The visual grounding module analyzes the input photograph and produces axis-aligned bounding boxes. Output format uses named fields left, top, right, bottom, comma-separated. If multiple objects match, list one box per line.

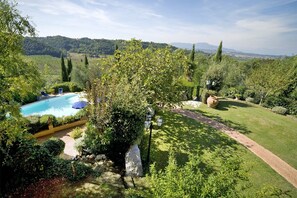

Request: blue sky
left=17, top=0, right=297, bottom=55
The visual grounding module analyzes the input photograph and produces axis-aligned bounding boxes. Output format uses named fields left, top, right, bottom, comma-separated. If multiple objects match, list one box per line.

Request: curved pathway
left=172, top=108, right=297, bottom=189
left=37, top=127, right=82, bottom=159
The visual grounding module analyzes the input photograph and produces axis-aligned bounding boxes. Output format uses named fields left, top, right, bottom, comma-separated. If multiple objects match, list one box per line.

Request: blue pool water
left=21, top=93, right=85, bottom=117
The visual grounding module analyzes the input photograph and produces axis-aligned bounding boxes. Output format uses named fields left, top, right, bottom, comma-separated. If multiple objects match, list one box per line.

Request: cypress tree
left=61, top=54, right=68, bottom=82
left=114, top=44, right=120, bottom=62
left=214, top=41, right=223, bottom=63
left=190, top=44, right=195, bottom=62
left=188, top=44, right=196, bottom=81
left=67, top=57, right=73, bottom=82
left=84, top=54, right=88, bottom=68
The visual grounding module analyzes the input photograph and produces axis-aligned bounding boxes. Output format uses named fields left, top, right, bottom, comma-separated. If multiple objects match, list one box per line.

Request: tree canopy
left=0, top=0, right=42, bottom=164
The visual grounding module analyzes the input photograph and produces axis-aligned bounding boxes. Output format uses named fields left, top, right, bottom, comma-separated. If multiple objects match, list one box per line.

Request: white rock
left=125, top=145, right=143, bottom=177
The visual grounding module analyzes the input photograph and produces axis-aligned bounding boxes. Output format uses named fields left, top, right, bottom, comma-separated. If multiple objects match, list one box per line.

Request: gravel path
left=172, top=108, right=297, bottom=189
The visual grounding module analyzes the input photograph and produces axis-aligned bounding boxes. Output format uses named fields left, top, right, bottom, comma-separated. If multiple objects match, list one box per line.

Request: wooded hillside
left=23, top=36, right=177, bottom=57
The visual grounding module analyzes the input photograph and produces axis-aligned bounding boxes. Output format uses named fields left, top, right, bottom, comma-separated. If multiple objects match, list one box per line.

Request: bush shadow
left=140, top=111, right=239, bottom=171
left=216, top=100, right=252, bottom=111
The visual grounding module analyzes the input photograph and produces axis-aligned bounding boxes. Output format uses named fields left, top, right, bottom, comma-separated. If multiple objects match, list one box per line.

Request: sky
left=17, top=0, right=297, bottom=55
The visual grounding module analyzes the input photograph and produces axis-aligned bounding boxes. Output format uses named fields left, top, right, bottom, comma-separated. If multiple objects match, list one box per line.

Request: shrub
left=25, top=115, right=58, bottom=134
left=83, top=123, right=112, bottom=154
left=272, top=106, right=288, bottom=115
left=182, top=86, right=194, bottom=100
left=262, top=95, right=286, bottom=108
left=45, top=158, right=92, bottom=181
left=47, top=82, right=82, bottom=94
left=287, top=100, right=297, bottom=115
left=25, top=115, right=41, bottom=134
left=42, top=137, right=65, bottom=156
left=1, top=135, right=54, bottom=193
left=74, top=137, right=86, bottom=154
left=201, top=89, right=217, bottom=104
left=70, top=127, right=83, bottom=139
left=243, top=90, right=255, bottom=99
left=147, top=148, right=245, bottom=197
left=40, top=114, right=57, bottom=127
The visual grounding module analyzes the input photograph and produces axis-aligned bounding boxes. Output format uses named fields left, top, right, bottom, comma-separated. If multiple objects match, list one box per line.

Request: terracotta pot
left=207, top=96, right=219, bottom=108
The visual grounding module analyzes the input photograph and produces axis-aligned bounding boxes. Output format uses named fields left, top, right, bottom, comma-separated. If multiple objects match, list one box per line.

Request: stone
left=125, top=144, right=143, bottom=177
left=95, top=154, right=106, bottom=161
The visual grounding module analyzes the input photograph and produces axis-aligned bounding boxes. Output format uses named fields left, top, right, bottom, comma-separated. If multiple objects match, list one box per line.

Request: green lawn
left=186, top=99, right=297, bottom=170
left=139, top=110, right=297, bottom=197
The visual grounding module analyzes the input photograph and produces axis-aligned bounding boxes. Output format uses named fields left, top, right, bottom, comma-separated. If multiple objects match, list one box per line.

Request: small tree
left=61, top=54, right=68, bottom=82
left=67, top=57, right=72, bottom=81
left=84, top=54, right=88, bottom=68
left=187, top=44, right=196, bottom=81
left=214, top=41, right=223, bottom=63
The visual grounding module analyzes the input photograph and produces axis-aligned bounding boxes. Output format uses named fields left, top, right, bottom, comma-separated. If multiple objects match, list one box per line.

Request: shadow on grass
left=192, top=109, right=252, bottom=135
left=140, top=111, right=239, bottom=172
left=216, top=100, right=252, bottom=111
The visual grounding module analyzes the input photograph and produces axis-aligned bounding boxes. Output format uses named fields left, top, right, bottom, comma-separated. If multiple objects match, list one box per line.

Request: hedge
left=47, top=82, right=82, bottom=94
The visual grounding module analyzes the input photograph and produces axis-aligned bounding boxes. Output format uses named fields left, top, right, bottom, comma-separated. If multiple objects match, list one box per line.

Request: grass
left=186, top=99, right=297, bottom=170
left=139, top=110, right=297, bottom=197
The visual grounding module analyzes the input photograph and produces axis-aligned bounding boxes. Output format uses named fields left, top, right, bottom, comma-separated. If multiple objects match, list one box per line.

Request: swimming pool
left=21, top=93, right=86, bottom=117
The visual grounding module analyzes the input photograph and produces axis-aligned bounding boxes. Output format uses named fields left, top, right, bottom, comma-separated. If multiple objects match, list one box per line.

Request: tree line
left=22, top=36, right=177, bottom=57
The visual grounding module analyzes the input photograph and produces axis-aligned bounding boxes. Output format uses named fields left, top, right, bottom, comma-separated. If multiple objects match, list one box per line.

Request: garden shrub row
left=47, top=82, right=83, bottom=94
left=25, top=110, right=87, bottom=134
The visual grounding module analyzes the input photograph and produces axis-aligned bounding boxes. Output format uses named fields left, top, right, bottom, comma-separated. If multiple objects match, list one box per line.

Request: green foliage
left=256, top=185, right=291, bottom=197
left=22, top=36, right=177, bottom=57
left=187, top=44, right=196, bottom=81
left=214, top=41, right=223, bottom=63
left=42, top=137, right=65, bottom=156
left=200, top=89, right=217, bottom=104
left=109, top=39, right=187, bottom=107
left=271, top=106, right=288, bottom=115
left=84, top=54, right=89, bottom=68
left=70, top=127, right=84, bottom=139
left=245, top=59, right=297, bottom=104
left=67, top=57, right=73, bottom=81
left=148, top=148, right=245, bottom=198
left=23, top=37, right=61, bottom=57
left=1, top=135, right=53, bottom=193
left=47, top=82, right=82, bottom=93
left=47, top=158, right=92, bottom=181
left=83, top=123, right=112, bottom=154
left=25, top=114, right=57, bottom=134
left=61, top=54, right=68, bottom=82
left=85, top=76, right=147, bottom=166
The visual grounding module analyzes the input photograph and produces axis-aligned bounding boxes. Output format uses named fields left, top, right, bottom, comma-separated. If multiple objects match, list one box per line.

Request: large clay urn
left=207, top=96, right=219, bottom=108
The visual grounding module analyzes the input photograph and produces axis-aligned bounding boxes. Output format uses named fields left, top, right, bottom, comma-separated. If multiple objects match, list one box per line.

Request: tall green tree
left=109, top=39, right=187, bottom=107
left=214, top=41, right=223, bottom=63
left=67, top=57, right=72, bottom=81
left=245, top=59, right=297, bottom=104
left=84, top=54, right=88, bottom=68
left=0, top=0, right=42, bottom=193
left=61, top=54, right=67, bottom=82
left=187, top=44, right=196, bottom=81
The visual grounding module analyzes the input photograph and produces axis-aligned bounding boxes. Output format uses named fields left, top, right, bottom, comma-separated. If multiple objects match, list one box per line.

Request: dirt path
left=172, top=108, right=297, bottom=189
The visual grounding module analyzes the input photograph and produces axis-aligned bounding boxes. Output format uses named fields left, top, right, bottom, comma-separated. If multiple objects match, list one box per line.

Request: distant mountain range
left=171, top=42, right=285, bottom=59
left=22, top=36, right=285, bottom=59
